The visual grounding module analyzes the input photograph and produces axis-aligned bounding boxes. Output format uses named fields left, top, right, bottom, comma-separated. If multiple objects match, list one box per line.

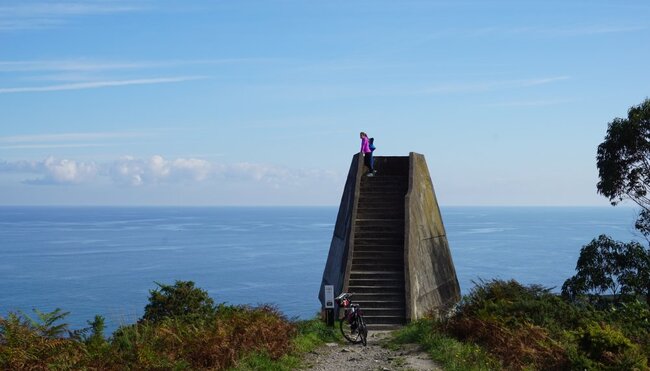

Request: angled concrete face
left=404, top=153, right=461, bottom=319
left=318, top=154, right=362, bottom=306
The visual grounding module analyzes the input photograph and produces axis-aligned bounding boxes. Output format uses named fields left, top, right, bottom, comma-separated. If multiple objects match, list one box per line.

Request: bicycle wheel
left=358, top=314, right=368, bottom=346
left=339, top=315, right=362, bottom=344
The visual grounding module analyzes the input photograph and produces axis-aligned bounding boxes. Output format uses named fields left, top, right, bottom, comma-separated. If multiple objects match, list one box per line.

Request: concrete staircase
left=348, top=157, right=408, bottom=329
left=320, top=153, right=461, bottom=328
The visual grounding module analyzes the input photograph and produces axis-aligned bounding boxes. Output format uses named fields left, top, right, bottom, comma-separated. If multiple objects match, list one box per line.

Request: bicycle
left=335, top=292, right=368, bottom=346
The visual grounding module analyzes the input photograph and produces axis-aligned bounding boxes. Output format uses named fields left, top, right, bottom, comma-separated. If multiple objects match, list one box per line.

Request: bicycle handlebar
left=335, top=292, right=352, bottom=300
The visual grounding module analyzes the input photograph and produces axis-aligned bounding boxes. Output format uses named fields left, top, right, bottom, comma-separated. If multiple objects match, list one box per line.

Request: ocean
left=0, top=206, right=643, bottom=333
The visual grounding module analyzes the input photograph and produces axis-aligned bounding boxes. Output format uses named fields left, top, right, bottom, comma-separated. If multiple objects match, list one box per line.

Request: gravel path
left=299, top=331, right=441, bottom=371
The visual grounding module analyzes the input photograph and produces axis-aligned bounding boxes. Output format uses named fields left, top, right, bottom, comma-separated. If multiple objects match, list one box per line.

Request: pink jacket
left=360, top=137, right=371, bottom=153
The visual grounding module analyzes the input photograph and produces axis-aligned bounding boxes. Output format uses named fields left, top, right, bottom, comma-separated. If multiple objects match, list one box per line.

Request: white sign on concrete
left=324, top=285, right=334, bottom=308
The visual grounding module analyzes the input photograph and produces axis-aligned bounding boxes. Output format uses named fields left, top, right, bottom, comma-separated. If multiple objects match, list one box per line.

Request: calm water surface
left=0, top=206, right=642, bottom=333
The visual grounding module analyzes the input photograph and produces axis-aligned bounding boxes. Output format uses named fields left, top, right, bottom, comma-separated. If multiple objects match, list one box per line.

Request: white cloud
left=42, top=157, right=97, bottom=184
left=0, top=76, right=206, bottom=94
left=0, top=58, right=271, bottom=73
left=0, top=131, right=146, bottom=144
left=14, top=156, right=99, bottom=185
left=481, top=98, right=575, bottom=107
left=0, top=159, right=41, bottom=173
left=421, top=76, right=569, bottom=94
left=172, top=158, right=212, bottom=181
left=109, top=155, right=215, bottom=186
left=0, top=155, right=339, bottom=188
left=425, top=25, right=647, bottom=40
left=0, top=2, right=141, bottom=31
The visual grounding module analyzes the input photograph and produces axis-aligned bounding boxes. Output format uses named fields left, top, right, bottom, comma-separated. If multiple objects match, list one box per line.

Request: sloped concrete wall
left=318, top=153, right=363, bottom=307
left=404, top=152, right=461, bottom=320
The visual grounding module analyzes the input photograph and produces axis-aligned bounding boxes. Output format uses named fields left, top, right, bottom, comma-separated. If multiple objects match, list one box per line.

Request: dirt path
left=299, top=331, right=441, bottom=371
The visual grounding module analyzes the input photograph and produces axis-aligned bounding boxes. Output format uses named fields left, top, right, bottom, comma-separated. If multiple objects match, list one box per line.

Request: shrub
left=142, top=280, right=216, bottom=324
left=444, top=316, right=568, bottom=370
left=0, top=310, right=86, bottom=370
left=457, top=279, right=600, bottom=334
left=110, top=304, right=296, bottom=370
left=570, top=322, right=648, bottom=370
left=440, top=279, right=650, bottom=370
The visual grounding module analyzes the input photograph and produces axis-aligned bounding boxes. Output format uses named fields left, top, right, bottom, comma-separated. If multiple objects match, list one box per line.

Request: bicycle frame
left=335, top=292, right=367, bottom=346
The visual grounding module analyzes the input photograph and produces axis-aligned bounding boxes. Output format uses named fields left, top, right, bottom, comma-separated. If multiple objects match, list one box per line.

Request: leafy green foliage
left=1, top=281, right=304, bottom=370
left=565, top=321, right=648, bottom=370
left=22, top=307, right=71, bottom=338
left=596, top=98, right=650, bottom=211
left=142, top=280, right=216, bottom=323
left=0, top=309, right=86, bottom=369
left=459, top=279, right=600, bottom=334
left=433, top=279, right=650, bottom=370
left=562, top=235, right=650, bottom=303
left=637, top=209, right=650, bottom=239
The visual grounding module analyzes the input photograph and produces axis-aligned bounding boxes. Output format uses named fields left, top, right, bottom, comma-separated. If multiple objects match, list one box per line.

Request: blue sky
left=0, top=0, right=649, bottom=206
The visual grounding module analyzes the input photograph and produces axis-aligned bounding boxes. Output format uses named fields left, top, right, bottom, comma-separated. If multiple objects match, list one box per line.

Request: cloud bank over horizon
left=0, top=155, right=341, bottom=188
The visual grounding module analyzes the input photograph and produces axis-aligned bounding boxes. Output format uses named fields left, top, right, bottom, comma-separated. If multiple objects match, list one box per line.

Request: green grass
left=230, top=317, right=340, bottom=371
left=390, top=319, right=501, bottom=371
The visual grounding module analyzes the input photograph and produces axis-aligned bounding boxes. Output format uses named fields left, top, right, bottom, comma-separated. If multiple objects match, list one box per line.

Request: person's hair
left=360, top=132, right=367, bottom=137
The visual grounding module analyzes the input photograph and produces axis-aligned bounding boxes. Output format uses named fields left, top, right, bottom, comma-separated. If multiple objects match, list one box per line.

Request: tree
left=564, top=99, right=650, bottom=305
left=562, top=235, right=650, bottom=303
left=596, top=98, right=650, bottom=236
left=141, top=280, right=216, bottom=323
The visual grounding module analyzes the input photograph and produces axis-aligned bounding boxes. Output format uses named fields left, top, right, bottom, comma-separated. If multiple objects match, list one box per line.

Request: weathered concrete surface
left=318, top=154, right=363, bottom=307
left=404, top=152, right=461, bottom=320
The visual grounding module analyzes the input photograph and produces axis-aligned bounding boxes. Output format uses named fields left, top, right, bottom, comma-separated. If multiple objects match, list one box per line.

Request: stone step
left=353, top=242, right=402, bottom=251
left=352, top=251, right=402, bottom=259
left=352, top=258, right=403, bottom=267
left=355, top=300, right=405, bottom=309
left=354, top=218, right=404, bottom=229
left=354, top=238, right=403, bottom=246
left=351, top=263, right=403, bottom=272
left=357, top=199, right=404, bottom=206
left=358, top=202, right=404, bottom=208
left=366, top=324, right=404, bottom=331
left=360, top=186, right=408, bottom=193
left=354, top=244, right=404, bottom=254
left=360, top=175, right=407, bottom=182
left=360, top=179, right=408, bottom=185
left=349, top=277, right=404, bottom=288
left=359, top=192, right=406, bottom=198
left=352, top=292, right=404, bottom=307
left=362, top=315, right=406, bottom=325
left=353, top=245, right=403, bottom=253
left=349, top=279, right=404, bottom=288
left=355, top=218, right=403, bottom=226
left=356, top=205, right=404, bottom=212
left=355, top=224, right=404, bottom=233
left=361, top=175, right=407, bottom=181
left=349, top=270, right=403, bottom=278
left=347, top=285, right=404, bottom=293
left=347, top=292, right=404, bottom=301
left=357, top=214, right=404, bottom=219
left=360, top=307, right=406, bottom=317
left=356, top=203, right=404, bottom=210
left=357, top=209, right=404, bottom=216
left=354, top=231, right=403, bottom=240
left=352, top=250, right=402, bottom=259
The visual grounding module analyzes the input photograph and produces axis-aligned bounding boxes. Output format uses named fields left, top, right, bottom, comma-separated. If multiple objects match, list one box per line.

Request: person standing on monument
left=360, top=132, right=376, bottom=176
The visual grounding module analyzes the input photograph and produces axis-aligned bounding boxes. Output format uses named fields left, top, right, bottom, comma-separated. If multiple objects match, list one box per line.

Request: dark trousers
left=363, top=152, right=374, bottom=172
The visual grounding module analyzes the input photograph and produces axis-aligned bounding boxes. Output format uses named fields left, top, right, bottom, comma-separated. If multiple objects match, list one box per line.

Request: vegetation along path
left=300, top=331, right=440, bottom=371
